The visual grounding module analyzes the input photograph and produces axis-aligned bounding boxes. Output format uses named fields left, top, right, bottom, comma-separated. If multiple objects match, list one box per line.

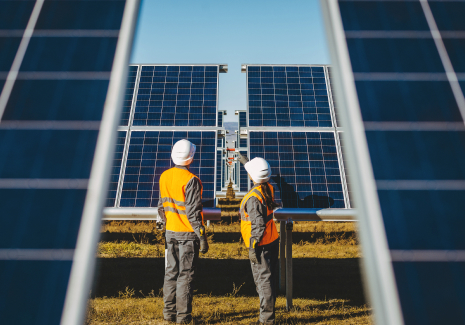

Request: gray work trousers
left=163, top=238, right=199, bottom=323
left=250, top=240, right=279, bottom=324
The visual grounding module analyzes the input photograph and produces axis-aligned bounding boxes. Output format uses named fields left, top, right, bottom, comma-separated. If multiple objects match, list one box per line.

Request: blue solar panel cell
left=0, top=189, right=84, bottom=249
left=120, top=131, right=216, bottom=208
left=0, top=1, right=34, bottom=29
left=35, top=1, right=125, bottom=30
left=2, top=80, right=109, bottom=121
left=393, top=261, right=465, bottom=324
left=367, top=131, right=465, bottom=180
left=339, top=1, right=429, bottom=31
left=249, top=131, right=344, bottom=208
left=0, top=130, right=98, bottom=179
left=347, top=38, right=444, bottom=73
left=0, top=37, right=22, bottom=71
left=442, top=39, right=465, bottom=73
left=132, top=65, right=218, bottom=127
left=0, top=260, right=72, bottom=324
left=356, top=81, right=463, bottom=122
left=247, top=65, right=332, bottom=127
left=20, top=37, right=118, bottom=72
left=106, top=131, right=126, bottom=207
left=430, top=2, right=465, bottom=31
left=379, top=190, right=465, bottom=251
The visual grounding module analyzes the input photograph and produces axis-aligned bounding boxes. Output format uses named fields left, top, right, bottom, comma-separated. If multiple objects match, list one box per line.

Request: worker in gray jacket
left=157, top=139, right=209, bottom=324
left=238, top=153, right=280, bottom=325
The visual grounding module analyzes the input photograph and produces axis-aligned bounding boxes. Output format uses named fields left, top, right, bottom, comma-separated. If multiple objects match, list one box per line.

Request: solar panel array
left=133, top=65, right=218, bottom=127
left=249, top=131, right=345, bottom=208
left=120, top=131, right=216, bottom=208
left=245, top=65, right=349, bottom=208
left=108, top=65, right=223, bottom=209
left=325, top=1, right=465, bottom=324
left=106, top=131, right=127, bottom=207
left=120, top=66, right=138, bottom=126
left=0, top=1, right=135, bottom=324
left=247, top=66, right=332, bottom=127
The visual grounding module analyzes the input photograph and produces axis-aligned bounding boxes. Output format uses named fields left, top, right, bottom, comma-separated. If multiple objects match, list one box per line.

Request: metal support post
left=285, top=218, right=293, bottom=311
left=279, top=220, right=286, bottom=293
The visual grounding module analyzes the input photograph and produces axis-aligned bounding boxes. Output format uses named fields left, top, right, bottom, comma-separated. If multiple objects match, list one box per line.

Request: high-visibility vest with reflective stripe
left=240, top=183, right=279, bottom=248
left=160, top=167, right=204, bottom=233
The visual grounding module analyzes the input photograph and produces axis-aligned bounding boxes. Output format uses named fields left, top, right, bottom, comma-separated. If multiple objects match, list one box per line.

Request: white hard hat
left=244, top=157, right=271, bottom=184
left=171, top=139, right=196, bottom=166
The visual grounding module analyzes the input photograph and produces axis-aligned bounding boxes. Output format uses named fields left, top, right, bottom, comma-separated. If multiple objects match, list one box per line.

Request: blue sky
left=130, top=0, right=330, bottom=122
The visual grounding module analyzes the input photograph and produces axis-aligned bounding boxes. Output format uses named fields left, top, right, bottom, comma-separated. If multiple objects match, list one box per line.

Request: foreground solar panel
left=133, top=65, right=219, bottom=127
left=0, top=1, right=139, bottom=324
left=119, top=131, right=216, bottom=208
left=249, top=131, right=345, bottom=208
left=247, top=65, right=332, bottom=127
left=322, top=1, right=465, bottom=324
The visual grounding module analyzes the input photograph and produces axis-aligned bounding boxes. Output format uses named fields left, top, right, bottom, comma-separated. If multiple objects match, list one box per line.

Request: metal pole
left=279, top=220, right=286, bottom=293
left=286, top=219, right=293, bottom=311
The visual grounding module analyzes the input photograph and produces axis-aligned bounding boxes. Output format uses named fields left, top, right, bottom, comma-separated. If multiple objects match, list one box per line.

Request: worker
left=238, top=154, right=280, bottom=325
left=156, top=139, right=209, bottom=324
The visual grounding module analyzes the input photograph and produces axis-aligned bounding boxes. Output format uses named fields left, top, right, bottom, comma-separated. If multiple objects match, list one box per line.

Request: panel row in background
left=107, top=131, right=217, bottom=208
left=248, top=131, right=346, bottom=208
left=246, top=65, right=333, bottom=127
left=120, top=65, right=220, bottom=127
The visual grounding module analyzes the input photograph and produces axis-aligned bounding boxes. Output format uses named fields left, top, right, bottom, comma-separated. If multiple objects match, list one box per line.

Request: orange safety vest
left=240, top=183, right=279, bottom=248
left=159, top=167, right=204, bottom=233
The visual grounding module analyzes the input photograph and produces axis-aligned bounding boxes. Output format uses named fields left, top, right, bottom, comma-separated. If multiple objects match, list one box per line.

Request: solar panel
left=323, top=1, right=465, bottom=324
left=120, top=65, right=138, bottom=126
left=132, top=65, right=218, bottom=127
left=249, top=131, right=345, bottom=208
left=216, top=149, right=223, bottom=191
left=238, top=111, right=247, bottom=127
left=239, top=150, right=248, bottom=192
left=247, top=65, right=332, bottom=127
left=120, top=131, right=217, bottom=208
left=218, top=110, right=223, bottom=127
left=0, top=1, right=138, bottom=324
left=106, top=131, right=127, bottom=207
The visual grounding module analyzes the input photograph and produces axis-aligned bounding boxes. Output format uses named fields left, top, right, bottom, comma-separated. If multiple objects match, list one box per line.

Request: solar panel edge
left=320, top=1, right=413, bottom=324
left=61, top=2, right=141, bottom=325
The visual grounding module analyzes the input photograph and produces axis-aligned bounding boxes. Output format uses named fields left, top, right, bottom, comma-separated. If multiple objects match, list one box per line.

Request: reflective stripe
left=160, top=197, right=185, bottom=207
left=164, top=206, right=187, bottom=216
left=251, top=188, right=264, bottom=202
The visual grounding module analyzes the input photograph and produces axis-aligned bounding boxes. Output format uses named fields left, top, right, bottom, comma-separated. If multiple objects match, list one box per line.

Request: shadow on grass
left=100, top=232, right=357, bottom=244
left=92, top=257, right=367, bottom=306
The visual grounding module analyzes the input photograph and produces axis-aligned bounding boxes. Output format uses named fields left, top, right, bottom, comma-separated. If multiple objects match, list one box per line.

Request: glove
left=237, top=152, right=249, bottom=165
left=199, top=226, right=209, bottom=254
left=156, top=222, right=164, bottom=231
left=249, top=238, right=260, bottom=265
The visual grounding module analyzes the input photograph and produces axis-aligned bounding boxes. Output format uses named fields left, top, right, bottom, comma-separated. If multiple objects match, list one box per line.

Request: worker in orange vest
left=156, top=139, right=209, bottom=324
left=238, top=154, right=280, bottom=325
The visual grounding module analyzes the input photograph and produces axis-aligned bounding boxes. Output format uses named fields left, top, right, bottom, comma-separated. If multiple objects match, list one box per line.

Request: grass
left=87, top=296, right=371, bottom=325
left=89, top=221, right=371, bottom=324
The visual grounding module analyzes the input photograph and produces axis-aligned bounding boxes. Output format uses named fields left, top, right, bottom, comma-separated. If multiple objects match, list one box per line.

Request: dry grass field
left=87, top=221, right=372, bottom=324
